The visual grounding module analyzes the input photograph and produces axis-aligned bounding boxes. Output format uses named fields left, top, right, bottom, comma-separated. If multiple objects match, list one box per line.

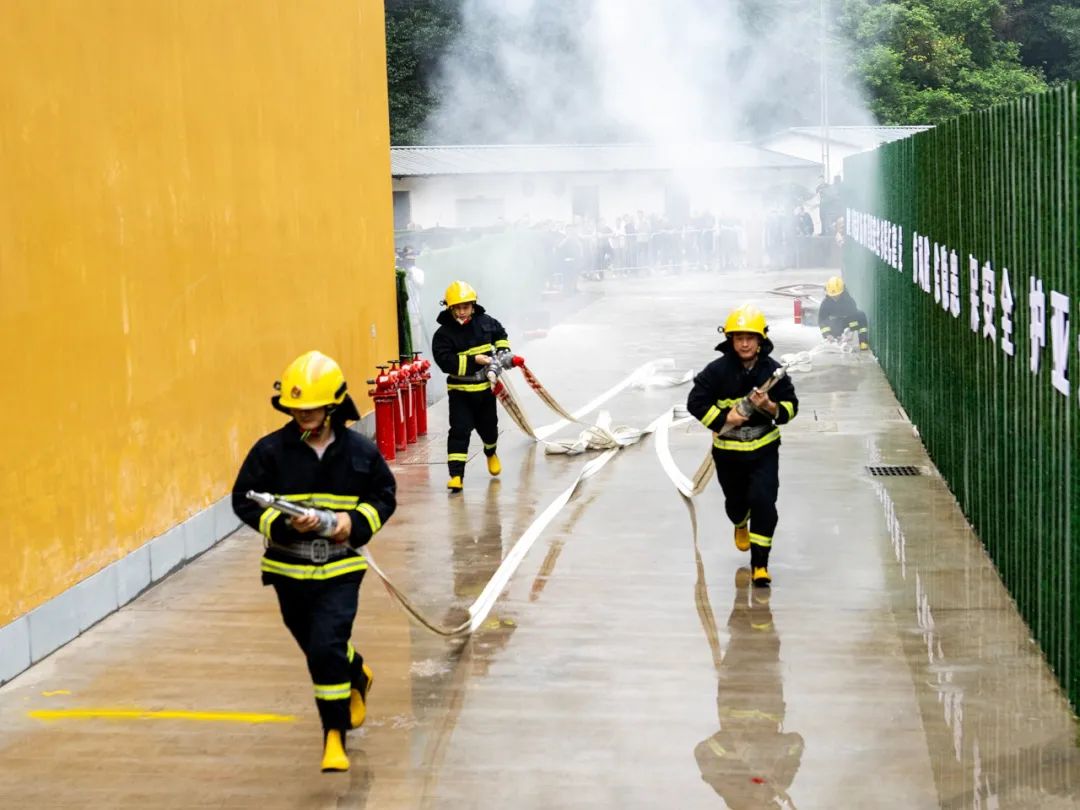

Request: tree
left=1002, top=0, right=1080, bottom=83
left=838, top=0, right=1047, bottom=124
left=385, top=0, right=461, bottom=144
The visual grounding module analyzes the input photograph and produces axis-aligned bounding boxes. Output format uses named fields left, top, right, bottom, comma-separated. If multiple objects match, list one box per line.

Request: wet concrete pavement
left=1, top=270, right=1078, bottom=809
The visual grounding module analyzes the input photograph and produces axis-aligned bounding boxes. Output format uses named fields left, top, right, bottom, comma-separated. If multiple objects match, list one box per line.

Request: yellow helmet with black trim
left=722, top=304, right=768, bottom=338
left=275, top=351, right=347, bottom=410
left=825, top=276, right=845, bottom=297
left=443, top=280, right=478, bottom=307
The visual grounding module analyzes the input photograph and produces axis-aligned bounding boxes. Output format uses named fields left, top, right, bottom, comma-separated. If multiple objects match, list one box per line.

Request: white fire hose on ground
left=361, top=358, right=692, bottom=637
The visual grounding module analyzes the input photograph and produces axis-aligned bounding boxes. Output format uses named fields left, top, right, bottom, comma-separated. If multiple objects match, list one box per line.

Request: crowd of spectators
left=397, top=192, right=845, bottom=289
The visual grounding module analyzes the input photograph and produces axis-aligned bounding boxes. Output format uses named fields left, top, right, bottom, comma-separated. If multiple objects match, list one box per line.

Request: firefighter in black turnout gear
left=232, top=351, right=396, bottom=774
left=687, top=305, right=798, bottom=587
left=431, top=280, right=511, bottom=492
left=819, top=275, right=869, bottom=350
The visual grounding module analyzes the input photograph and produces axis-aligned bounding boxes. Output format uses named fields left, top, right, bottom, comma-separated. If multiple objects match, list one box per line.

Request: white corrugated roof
left=764, top=125, right=932, bottom=149
left=390, top=143, right=820, bottom=177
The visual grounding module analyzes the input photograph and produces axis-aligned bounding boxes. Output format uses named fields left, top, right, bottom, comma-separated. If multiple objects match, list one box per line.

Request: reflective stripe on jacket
left=232, top=420, right=397, bottom=581
left=431, top=304, right=511, bottom=382
left=686, top=351, right=798, bottom=456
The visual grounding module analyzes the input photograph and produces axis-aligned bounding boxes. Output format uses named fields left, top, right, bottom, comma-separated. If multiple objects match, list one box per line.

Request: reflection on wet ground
left=0, top=271, right=1077, bottom=808
left=694, top=562, right=804, bottom=807
left=871, top=468, right=1080, bottom=810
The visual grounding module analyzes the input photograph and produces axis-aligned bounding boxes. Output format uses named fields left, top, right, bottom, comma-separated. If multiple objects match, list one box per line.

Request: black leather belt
left=724, top=424, right=772, bottom=441
left=267, top=538, right=354, bottom=564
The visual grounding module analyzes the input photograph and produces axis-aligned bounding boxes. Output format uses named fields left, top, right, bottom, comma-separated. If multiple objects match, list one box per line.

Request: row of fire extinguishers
left=366, top=353, right=432, bottom=461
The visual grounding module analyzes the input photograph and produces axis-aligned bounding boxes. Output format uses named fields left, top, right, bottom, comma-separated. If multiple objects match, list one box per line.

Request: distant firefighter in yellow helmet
left=818, top=276, right=869, bottom=350
left=686, top=305, right=799, bottom=588
left=231, top=351, right=397, bottom=773
left=431, top=281, right=512, bottom=492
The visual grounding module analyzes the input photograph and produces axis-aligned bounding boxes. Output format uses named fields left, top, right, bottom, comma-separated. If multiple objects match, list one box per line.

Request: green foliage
left=1003, top=0, right=1080, bottom=83
left=838, top=0, right=1047, bottom=124
left=1055, top=5, right=1080, bottom=78
left=385, top=0, right=461, bottom=144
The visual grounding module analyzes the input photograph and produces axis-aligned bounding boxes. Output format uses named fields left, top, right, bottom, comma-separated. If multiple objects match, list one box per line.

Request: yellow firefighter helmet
left=443, top=280, right=478, bottom=307
left=825, top=276, right=845, bottom=297
left=275, top=351, right=347, bottom=410
left=722, top=304, right=768, bottom=338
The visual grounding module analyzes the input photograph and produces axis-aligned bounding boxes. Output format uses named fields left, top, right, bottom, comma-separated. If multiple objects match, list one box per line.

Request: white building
left=390, top=143, right=823, bottom=230
left=757, top=125, right=932, bottom=181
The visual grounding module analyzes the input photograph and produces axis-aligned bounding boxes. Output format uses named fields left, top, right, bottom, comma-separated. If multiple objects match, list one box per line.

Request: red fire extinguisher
left=793, top=297, right=803, bottom=325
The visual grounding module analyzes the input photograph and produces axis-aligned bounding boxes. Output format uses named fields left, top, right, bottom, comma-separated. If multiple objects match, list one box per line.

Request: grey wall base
left=355, top=410, right=375, bottom=439
left=0, top=496, right=241, bottom=687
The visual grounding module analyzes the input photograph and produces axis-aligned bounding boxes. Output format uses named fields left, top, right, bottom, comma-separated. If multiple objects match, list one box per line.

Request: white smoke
left=426, top=0, right=873, bottom=145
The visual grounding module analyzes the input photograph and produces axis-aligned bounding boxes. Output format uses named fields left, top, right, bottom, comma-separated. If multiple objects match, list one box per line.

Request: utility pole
left=820, top=0, right=831, bottom=181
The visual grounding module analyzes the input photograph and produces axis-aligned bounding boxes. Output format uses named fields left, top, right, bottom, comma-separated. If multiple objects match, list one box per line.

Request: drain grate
left=866, top=465, right=922, bottom=476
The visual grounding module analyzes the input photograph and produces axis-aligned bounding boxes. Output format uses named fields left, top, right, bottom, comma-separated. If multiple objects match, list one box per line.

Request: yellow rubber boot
left=752, top=567, right=771, bottom=588
left=350, top=664, right=373, bottom=729
left=733, top=524, right=750, bottom=552
left=447, top=475, right=463, bottom=492
left=486, top=454, right=501, bottom=476
left=321, top=729, right=349, bottom=773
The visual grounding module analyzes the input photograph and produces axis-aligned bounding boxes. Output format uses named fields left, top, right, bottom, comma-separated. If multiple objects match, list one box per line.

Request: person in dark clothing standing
left=686, top=304, right=799, bottom=587
left=431, top=280, right=511, bottom=492
left=232, top=350, right=397, bottom=773
left=818, top=275, right=869, bottom=350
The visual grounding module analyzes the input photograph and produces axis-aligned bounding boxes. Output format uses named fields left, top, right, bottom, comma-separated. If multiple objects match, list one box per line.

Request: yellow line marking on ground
left=29, top=708, right=296, bottom=724
left=41, top=690, right=71, bottom=697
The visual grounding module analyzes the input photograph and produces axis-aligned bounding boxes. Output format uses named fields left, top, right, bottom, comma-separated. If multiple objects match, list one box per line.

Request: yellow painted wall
left=0, top=1, right=396, bottom=625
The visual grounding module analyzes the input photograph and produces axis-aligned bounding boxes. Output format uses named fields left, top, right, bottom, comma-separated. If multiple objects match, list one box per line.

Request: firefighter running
left=818, top=275, right=869, bottom=350
left=686, top=304, right=799, bottom=587
left=232, top=351, right=397, bottom=773
left=431, top=280, right=512, bottom=492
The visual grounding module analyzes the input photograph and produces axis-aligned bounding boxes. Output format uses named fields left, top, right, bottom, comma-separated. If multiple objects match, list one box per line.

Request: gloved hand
left=733, top=396, right=755, bottom=418
left=289, top=507, right=338, bottom=537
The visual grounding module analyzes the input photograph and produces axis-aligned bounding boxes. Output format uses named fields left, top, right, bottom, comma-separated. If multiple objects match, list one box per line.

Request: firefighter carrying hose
left=232, top=351, right=397, bottom=773
left=431, top=280, right=512, bottom=492
left=818, top=275, right=869, bottom=350
left=686, top=304, right=798, bottom=587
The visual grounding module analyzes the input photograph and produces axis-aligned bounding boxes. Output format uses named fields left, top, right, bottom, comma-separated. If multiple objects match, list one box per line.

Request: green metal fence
left=844, top=83, right=1080, bottom=710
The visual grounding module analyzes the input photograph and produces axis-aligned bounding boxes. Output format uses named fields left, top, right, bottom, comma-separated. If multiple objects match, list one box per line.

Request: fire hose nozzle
left=245, top=491, right=338, bottom=537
